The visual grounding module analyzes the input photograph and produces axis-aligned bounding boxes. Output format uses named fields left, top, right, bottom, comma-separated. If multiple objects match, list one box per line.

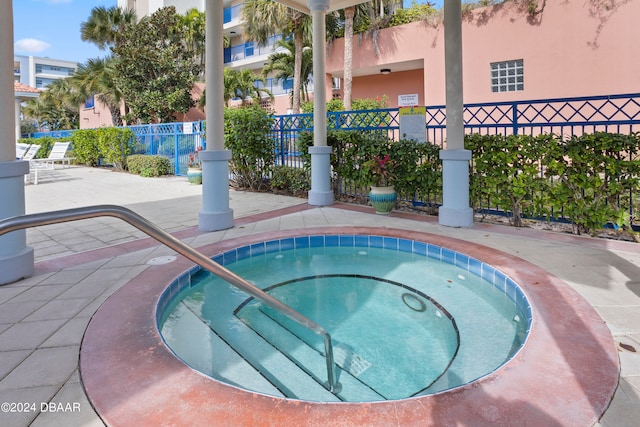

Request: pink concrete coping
left=80, top=227, right=619, bottom=426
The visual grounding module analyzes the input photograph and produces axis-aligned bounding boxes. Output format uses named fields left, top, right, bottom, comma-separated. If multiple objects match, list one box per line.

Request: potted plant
left=363, top=153, right=397, bottom=214
left=186, top=146, right=203, bottom=184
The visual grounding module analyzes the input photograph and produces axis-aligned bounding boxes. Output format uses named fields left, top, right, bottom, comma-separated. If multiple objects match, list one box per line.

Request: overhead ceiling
left=274, top=0, right=370, bottom=14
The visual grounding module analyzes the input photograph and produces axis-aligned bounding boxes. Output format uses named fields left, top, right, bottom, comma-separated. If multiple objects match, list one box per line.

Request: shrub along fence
left=295, top=130, right=640, bottom=235
left=24, top=93, right=640, bottom=232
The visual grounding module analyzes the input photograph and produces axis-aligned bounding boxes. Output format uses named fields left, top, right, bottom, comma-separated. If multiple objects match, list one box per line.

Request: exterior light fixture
left=380, top=68, right=391, bottom=75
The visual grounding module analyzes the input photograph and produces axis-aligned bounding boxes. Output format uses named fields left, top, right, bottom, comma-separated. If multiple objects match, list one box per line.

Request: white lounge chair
left=23, top=144, right=46, bottom=185
left=16, top=143, right=30, bottom=160
left=22, top=144, right=41, bottom=162
left=31, top=141, right=74, bottom=169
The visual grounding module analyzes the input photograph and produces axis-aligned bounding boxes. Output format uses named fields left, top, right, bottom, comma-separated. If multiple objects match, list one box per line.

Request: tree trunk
left=292, top=30, right=303, bottom=114
left=343, top=7, right=355, bottom=112
left=109, top=104, right=122, bottom=126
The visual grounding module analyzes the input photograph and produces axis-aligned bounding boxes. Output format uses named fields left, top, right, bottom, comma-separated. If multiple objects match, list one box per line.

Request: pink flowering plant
left=187, top=146, right=203, bottom=168
left=362, top=152, right=397, bottom=187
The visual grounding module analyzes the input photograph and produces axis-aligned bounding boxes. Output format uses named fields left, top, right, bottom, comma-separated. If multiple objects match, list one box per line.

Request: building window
left=491, top=59, right=524, bottom=93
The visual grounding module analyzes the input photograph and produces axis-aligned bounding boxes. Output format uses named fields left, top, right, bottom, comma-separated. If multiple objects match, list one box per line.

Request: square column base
left=439, top=149, right=474, bottom=228
left=308, top=146, right=334, bottom=207
left=198, top=150, right=234, bottom=232
left=438, top=206, right=474, bottom=228
left=0, top=246, right=34, bottom=285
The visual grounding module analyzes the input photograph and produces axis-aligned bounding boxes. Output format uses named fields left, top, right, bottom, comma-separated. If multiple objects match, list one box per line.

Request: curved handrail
left=0, top=205, right=341, bottom=393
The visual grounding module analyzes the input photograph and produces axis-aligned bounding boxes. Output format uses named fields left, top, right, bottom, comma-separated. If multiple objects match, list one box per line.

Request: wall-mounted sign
left=398, top=94, right=419, bottom=107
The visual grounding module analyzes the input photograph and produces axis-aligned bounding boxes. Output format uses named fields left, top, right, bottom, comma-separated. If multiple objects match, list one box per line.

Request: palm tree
left=222, top=68, right=273, bottom=107
left=242, top=0, right=311, bottom=114
left=262, top=38, right=313, bottom=104
left=343, top=6, right=356, bottom=111
left=21, top=99, right=45, bottom=132
left=70, top=57, right=125, bottom=126
left=23, top=79, right=83, bottom=130
left=80, top=6, right=137, bottom=50
left=177, top=8, right=207, bottom=80
left=176, top=8, right=230, bottom=81
left=334, top=1, right=402, bottom=111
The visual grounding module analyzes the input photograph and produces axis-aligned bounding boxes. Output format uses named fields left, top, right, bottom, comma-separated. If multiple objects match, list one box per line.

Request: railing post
left=512, top=101, right=519, bottom=135
left=174, top=123, right=180, bottom=175
left=279, top=116, right=285, bottom=166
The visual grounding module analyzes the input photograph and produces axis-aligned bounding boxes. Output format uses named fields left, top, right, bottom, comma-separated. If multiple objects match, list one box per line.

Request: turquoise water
left=160, top=243, right=529, bottom=402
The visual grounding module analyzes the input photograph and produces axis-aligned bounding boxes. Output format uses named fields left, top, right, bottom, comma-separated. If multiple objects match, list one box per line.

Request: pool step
left=175, top=301, right=340, bottom=401
left=239, top=307, right=386, bottom=402
left=160, top=302, right=282, bottom=395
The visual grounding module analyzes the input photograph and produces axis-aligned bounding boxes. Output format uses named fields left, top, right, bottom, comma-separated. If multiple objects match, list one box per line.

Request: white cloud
left=15, top=38, right=51, bottom=53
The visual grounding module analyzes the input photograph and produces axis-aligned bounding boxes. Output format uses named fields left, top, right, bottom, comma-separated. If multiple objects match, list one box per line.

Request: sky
left=12, top=0, right=443, bottom=65
left=13, top=0, right=117, bottom=64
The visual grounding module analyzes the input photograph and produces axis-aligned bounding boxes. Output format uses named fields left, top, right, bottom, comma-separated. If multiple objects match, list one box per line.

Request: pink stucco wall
left=80, top=83, right=206, bottom=128
left=327, top=0, right=640, bottom=108
left=350, top=69, right=425, bottom=107
left=83, top=0, right=639, bottom=123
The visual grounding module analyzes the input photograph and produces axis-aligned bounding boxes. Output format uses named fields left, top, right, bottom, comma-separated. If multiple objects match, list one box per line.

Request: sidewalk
left=1, top=166, right=639, bottom=426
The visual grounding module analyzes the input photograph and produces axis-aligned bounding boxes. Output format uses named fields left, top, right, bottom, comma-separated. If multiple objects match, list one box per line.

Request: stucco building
left=82, top=0, right=639, bottom=127
left=13, top=55, right=77, bottom=90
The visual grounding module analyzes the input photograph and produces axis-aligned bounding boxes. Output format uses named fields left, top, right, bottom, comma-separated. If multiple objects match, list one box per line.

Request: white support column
left=0, top=0, right=34, bottom=285
left=439, top=0, right=473, bottom=228
left=15, top=98, right=21, bottom=142
left=199, top=0, right=233, bottom=231
left=307, top=0, right=333, bottom=206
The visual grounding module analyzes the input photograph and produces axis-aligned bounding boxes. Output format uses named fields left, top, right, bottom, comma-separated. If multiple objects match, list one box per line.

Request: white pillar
left=0, top=0, right=34, bottom=285
left=15, top=98, right=21, bottom=142
left=199, top=0, right=233, bottom=231
left=307, top=0, right=333, bottom=206
left=439, top=0, right=473, bottom=228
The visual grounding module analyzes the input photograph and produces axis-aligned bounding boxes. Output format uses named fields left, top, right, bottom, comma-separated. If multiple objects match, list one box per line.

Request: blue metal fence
left=26, top=93, right=640, bottom=226
left=127, top=121, right=205, bottom=175
left=30, top=129, right=76, bottom=139
left=269, top=93, right=640, bottom=164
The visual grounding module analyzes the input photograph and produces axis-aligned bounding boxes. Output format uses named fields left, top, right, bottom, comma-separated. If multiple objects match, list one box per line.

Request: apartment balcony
left=224, top=34, right=286, bottom=70
left=223, top=3, right=243, bottom=35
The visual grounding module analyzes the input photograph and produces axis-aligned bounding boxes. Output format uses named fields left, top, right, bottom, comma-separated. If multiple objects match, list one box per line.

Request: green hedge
left=297, top=130, right=442, bottom=201
left=224, top=106, right=276, bottom=191
left=467, top=132, right=640, bottom=234
left=70, top=127, right=135, bottom=169
left=296, top=130, right=639, bottom=235
left=270, top=166, right=310, bottom=195
left=126, top=154, right=172, bottom=177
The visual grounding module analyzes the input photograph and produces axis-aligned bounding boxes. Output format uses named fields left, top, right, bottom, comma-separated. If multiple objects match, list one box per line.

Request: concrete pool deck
left=1, top=166, right=639, bottom=426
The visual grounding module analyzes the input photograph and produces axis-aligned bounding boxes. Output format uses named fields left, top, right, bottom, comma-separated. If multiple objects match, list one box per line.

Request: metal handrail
left=0, top=205, right=341, bottom=393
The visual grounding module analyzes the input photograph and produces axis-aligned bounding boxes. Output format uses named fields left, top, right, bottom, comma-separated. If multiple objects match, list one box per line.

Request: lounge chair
left=22, top=144, right=41, bottom=162
left=31, top=141, right=74, bottom=169
left=16, top=143, right=30, bottom=160
left=23, top=144, right=46, bottom=185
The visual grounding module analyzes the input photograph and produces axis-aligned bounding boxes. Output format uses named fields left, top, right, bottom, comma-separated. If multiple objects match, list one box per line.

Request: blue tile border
left=157, top=233, right=533, bottom=335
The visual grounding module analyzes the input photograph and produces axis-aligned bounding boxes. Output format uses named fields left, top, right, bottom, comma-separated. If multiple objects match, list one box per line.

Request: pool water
left=159, top=236, right=530, bottom=402
left=236, top=274, right=459, bottom=400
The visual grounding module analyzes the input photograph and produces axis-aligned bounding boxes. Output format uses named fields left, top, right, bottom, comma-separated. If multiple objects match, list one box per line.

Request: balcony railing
left=223, top=4, right=243, bottom=24
left=224, top=34, right=284, bottom=64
